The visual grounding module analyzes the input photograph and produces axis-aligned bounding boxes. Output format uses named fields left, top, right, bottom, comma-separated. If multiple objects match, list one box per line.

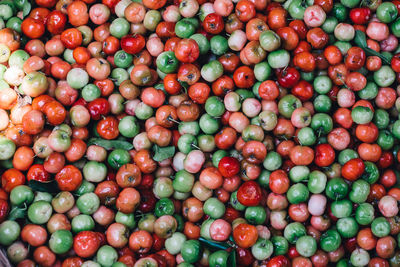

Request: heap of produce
left=0, top=0, right=399, bottom=266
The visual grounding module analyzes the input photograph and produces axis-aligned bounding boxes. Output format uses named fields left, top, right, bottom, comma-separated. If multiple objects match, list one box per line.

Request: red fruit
left=233, top=223, right=258, bottom=248
left=344, top=237, right=357, bottom=253
left=203, top=13, right=224, bottom=34
left=349, top=7, right=371, bottom=25
left=21, top=18, right=45, bottom=39
left=291, top=80, right=314, bottom=101
left=36, top=0, right=57, bottom=7
left=237, top=181, right=262, bottom=206
left=46, top=11, right=67, bottom=34
left=314, top=144, right=335, bottom=167
left=87, top=98, right=110, bottom=120
left=149, top=254, right=167, bottom=267
left=269, top=170, right=290, bottom=195
left=391, top=53, right=400, bottom=73
left=222, top=206, right=241, bottom=223
left=267, top=255, right=290, bottom=267
left=276, top=67, right=300, bottom=88
left=236, top=247, right=255, bottom=266
left=218, top=157, right=240, bottom=177
left=138, top=174, right=154, bottom=190
left=175, top=39, right=200, bottom=63
left=378, top=151, right=394, bottom=169
left=27, top=164, right=50, bottom=182
left=72, top=98, right=87, bottom=107
left=137, top=189, right=156, bottom=213
left=121, top=34, right=145, bottom=54
left=73, top=231, right=101, bottom=258
left=288, top=246, right=300, bottom=259
left=0, top=199, right=9, bottom=223
left=341, top=158, right=365, bottom=181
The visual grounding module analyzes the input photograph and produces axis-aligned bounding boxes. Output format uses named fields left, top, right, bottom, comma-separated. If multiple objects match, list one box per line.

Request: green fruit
left=337, top=217, right=359, bottom=238
left=251, top=238, right=273, bottom=260
left=245, top=206, right=267, bottom=225
left=28, top=201, right=53, bottom=224
left=97, top=245, right=118, bottom=267
left=209, top=250, right=229, bottom=267
left=181, top=240, right=202, bottom=263
left=49, top=230, right=73, bottom=254
left=204, top=198, right=225, bottom=219
left=76, top=193, right=100, bottom=215
left=10, top=185, right=33, bottom=206
left=284, top=222, right=306, bottom=244
left=287, top=183, right=309, bottom=204
left=0, top=221, right=20, bottom=246
left=271, top=236, right=289, bottom=256
left=320, top=229, right=341, bottom=252
left=296, top=236, right=317, bottom=257
left=371, top=217, right=391, bottom=237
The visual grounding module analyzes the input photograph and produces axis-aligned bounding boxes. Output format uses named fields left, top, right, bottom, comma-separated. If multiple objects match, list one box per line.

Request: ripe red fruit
left=341, top=158, right=365, bottom=181
left=349, top=7, right=371, bottom=25
left=218, top=157, right=240, bottom=177
left=73, top=231, right=101, bottom=258
left=237, top=181, right=262, bottom=206
left=314, top=143, right=335, bottom=167
left=121, top=34, right=146, bottom=54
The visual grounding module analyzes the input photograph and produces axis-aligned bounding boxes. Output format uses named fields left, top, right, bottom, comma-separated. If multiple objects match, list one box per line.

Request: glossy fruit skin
left=237, top=181, right=262, bottom=206
left=61, top=28, right=82, bottom=49
left=21, top=18, right=45, bottom=39
left=325, top=178, right=349, bottom=200
left=0, top=200, right=8, bottom=223
left=27, top=164, right=50, bottom=182
left=203, top=13, right=224, bottom=34
left=1, top=169, right=25, bottom=193
left=73, top=231, right=101, bottom=258
left=5, top=0, right=400, bottom=266
left=33, top=245, right=56, bottom=267
left=108, top=149, right=131, bottom=169
left=28, top=201, right=53, bottom=225
left=342, top=158, right=365, bottom=181
left=181, top=240, right=202, bottom=263
left=296, top=235, right=317, bottom=257
left=276, top=67, right=300, bottom=88
left=157, top=51, right=179, bottom=74
left=55, top=165, right=82, bottom=191
left=371, top=217, right=391, bottom=237
left=320, top=229, right=341, bottom=252
left=267, top=255, right=290, bottom=267
left=76, top=192, right=100, bottom=215
left=121, top=34, right=145, bottom=54
left=97, top=116, right=119, bottom=140
left=233, top=223, right=258, bottom=248
left=0, top=220, right=20, bottom=246
left=87, top=98, right=110, bottom=120
left=46, top=11, right=67, bottom=34
left=314, top=144, right=335, bottom=167
left=209, top=250, right=229, bottom=267
left=269, top=170, right=290, bottom=194
left=175, top=39, right=200, bottom=64
left=10, top=185, right=34, bottom=207
left=49, top=230, right=73, bottom=254
left=218, top=156, right=240, bottom=177
left=350, top=7, right=371, bottom=24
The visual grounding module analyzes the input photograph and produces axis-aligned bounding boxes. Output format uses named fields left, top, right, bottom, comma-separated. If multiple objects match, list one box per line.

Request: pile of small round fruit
left=0, top=0, right=400, bottom=266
